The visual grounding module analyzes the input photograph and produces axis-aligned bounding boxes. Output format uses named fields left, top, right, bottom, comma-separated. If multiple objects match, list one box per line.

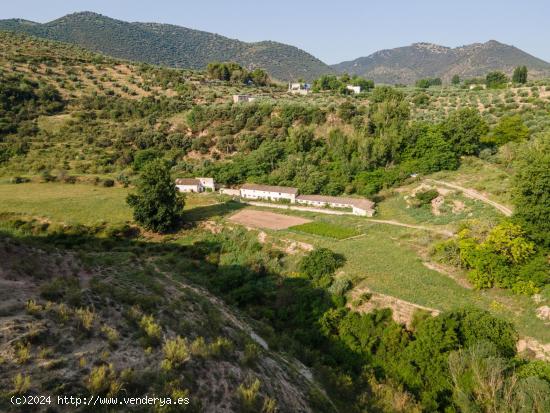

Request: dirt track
left=426, top=179, right=513, bottom=216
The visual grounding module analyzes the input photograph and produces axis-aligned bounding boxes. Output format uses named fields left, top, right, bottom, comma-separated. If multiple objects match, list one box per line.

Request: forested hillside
left=0, top=12, right=332, bottom=81
left=332, top=41, right=550, bottom=84
left=1, top=31, right=550, bottom=412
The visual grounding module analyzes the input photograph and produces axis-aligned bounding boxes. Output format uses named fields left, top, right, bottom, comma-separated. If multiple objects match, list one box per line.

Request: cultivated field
left=290, top=221, right=361, bottom=239
left=228, top=208, right=311, bottom=230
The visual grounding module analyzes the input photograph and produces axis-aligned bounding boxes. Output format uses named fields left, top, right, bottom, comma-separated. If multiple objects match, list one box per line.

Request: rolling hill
left=0, top=11, right=332, bottom=81
left=332, top=41, right=550, bottom=84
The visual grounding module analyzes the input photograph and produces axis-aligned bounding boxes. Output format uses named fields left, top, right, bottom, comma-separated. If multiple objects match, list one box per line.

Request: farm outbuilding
left=175, top=178, right=202, bottom=193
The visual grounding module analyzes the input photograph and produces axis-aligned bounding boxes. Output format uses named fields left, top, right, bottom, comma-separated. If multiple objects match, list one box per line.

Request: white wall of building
left=240, top=189, right=296, bottom=203
left=177, top=184, right=201, bottom=193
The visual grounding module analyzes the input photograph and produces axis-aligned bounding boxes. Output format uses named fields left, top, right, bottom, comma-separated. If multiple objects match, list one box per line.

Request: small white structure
left=176, top=178, right=202, bottom=193
left=469, top=84, right=487, bottom=90
left=296, top=194, right=375, bottom=216
left=233, top=95, right=256, bottom=103
left=346, top=85, right=361, bottom=94
left=240, top=184, right=298, bottom=203
left=196, top=177, right=216, bottom=192
left=288, top=83, right=311, bottom=95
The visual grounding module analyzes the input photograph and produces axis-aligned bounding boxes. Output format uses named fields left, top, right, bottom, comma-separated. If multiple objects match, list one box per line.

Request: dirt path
left=426, top=179, right=513, bottom=217
left=245, top=202, right=454, bottom=236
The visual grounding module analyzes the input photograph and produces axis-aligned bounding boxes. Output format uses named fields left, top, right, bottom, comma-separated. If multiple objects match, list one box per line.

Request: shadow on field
left=182, top=200, right=245, bottom=222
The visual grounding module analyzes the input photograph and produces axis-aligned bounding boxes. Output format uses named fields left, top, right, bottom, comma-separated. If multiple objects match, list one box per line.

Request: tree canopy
left=126, top=159, right=184, bottom=232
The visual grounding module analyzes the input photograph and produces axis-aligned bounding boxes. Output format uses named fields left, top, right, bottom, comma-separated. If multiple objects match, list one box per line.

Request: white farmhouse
left=346, top=85, right=361, bottom=94
left=175, top=178, right=202, bottom=193
left=288, top=83, right=311, bottom=95
left=196, top=177, right=216, bottom=192
left=233, top=95, right=256, bottom=103
left=240, top=184, right=298, bottom=203
left=296, top=194, right=375, bottom=216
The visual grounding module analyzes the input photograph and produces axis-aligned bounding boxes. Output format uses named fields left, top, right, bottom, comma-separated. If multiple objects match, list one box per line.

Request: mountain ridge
left=2, top=12, right=550, bottom=84
left=0, top=11, right=332, bottom=81
left=332, top=40, right=550, bottom=84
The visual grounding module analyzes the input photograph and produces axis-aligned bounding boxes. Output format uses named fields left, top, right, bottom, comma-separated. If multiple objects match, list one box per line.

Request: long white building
left=296, top=194, right=375, bottom=216
left=240, top=184, right=298, bottom=203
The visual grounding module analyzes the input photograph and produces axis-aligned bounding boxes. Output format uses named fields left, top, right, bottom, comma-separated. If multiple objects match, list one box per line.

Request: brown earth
left=228, top=209, right=311, bottom=230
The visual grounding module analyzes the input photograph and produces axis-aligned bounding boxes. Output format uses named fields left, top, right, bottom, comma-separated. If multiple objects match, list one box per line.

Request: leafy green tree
left=415, top=79, right=431, bottom=89
left=440, top=108, right=489, bottom=155
left=366, top=87, right=410, bottom=165
left=398, top=308, right=517, bottom=410
left=486, top=71, right=508, bottom=89
left=451, top=74, right=460, bottom=85
left=248, top=68, right=270, bottom=86
left=133, top=148, right=160, bottom=171
left=512, top=136, right=550, bottom=245
left=299, top=248, right=345, bottom=286
left=126, top=159, right=184, bottom=232
left=351, top=76, right=374, bottom=91
left=415, top=78, right=441, bottom=88
left=512, top=65, right=528, bottom=84
left=489, top=114, right=530, bottom=145
left=403, top=123, right=459, bottom=173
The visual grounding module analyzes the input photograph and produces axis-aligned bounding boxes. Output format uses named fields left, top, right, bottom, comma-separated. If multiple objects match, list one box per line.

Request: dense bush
left=206, top=62, right=270, bottom=86
left=512, top=135, right=550, bottom=245
left=415, top=189, right=439, bottom=205
left=299, top=248, right=345, bottom=287
left=444, top=221, right=548, bottom=293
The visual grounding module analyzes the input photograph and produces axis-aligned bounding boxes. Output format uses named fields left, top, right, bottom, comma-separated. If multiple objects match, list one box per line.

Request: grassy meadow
left=0, top=182, right=131, bottom=225
left=1, top=181, right=546, bottom=342
left=289, top=221, right=361, bottom=239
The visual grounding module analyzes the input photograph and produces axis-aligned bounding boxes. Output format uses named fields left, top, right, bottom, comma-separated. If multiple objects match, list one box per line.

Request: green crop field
left=289, top=220, right=361, bottom=239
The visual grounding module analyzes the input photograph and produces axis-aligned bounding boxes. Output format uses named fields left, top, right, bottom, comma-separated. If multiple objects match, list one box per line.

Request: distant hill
left=0, top=11, right=332, bottom=81
left=332, top=41, right=550, bottom=84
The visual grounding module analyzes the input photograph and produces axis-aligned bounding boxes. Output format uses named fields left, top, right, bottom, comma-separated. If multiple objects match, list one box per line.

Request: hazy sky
left=1, top=0, right=549, bottom=64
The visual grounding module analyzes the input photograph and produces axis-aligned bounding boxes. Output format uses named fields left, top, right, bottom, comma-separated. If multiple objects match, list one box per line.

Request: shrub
left=101, top=325, right=120, bottom=345
left=26, top=299, right=43, bottom=315
left=40, top=277, right=81, bottom=305
left=299, top=248, right=345, bottom=280
left=262, top=397, right=278, bottom=413
left=161, top=336, right=189, bottom=370
left=415, top=189, right=439, bottom=205
left=40, top=170, right=56, bottom=182
left=209, top=337, right=234, bottom=358
left=189, top=337, right=209, bottom=358
left=12, top=373, right=31, bottom=395
left=86, top=364, right=122, bottom=396
left=243, top=342, right=261, bottom=366
left=14, top=342, right=31, bottom=364
left=75, top=307, right=95, bottom=331
left=102, top=178, right=115, bottom=187
left=327, top=278, right=352, bottom=296
left=10, top=176, right=30, bottom=184
left=139, top=314, right=162, bottom=344
left=237, top=378, right=262, bottom=412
